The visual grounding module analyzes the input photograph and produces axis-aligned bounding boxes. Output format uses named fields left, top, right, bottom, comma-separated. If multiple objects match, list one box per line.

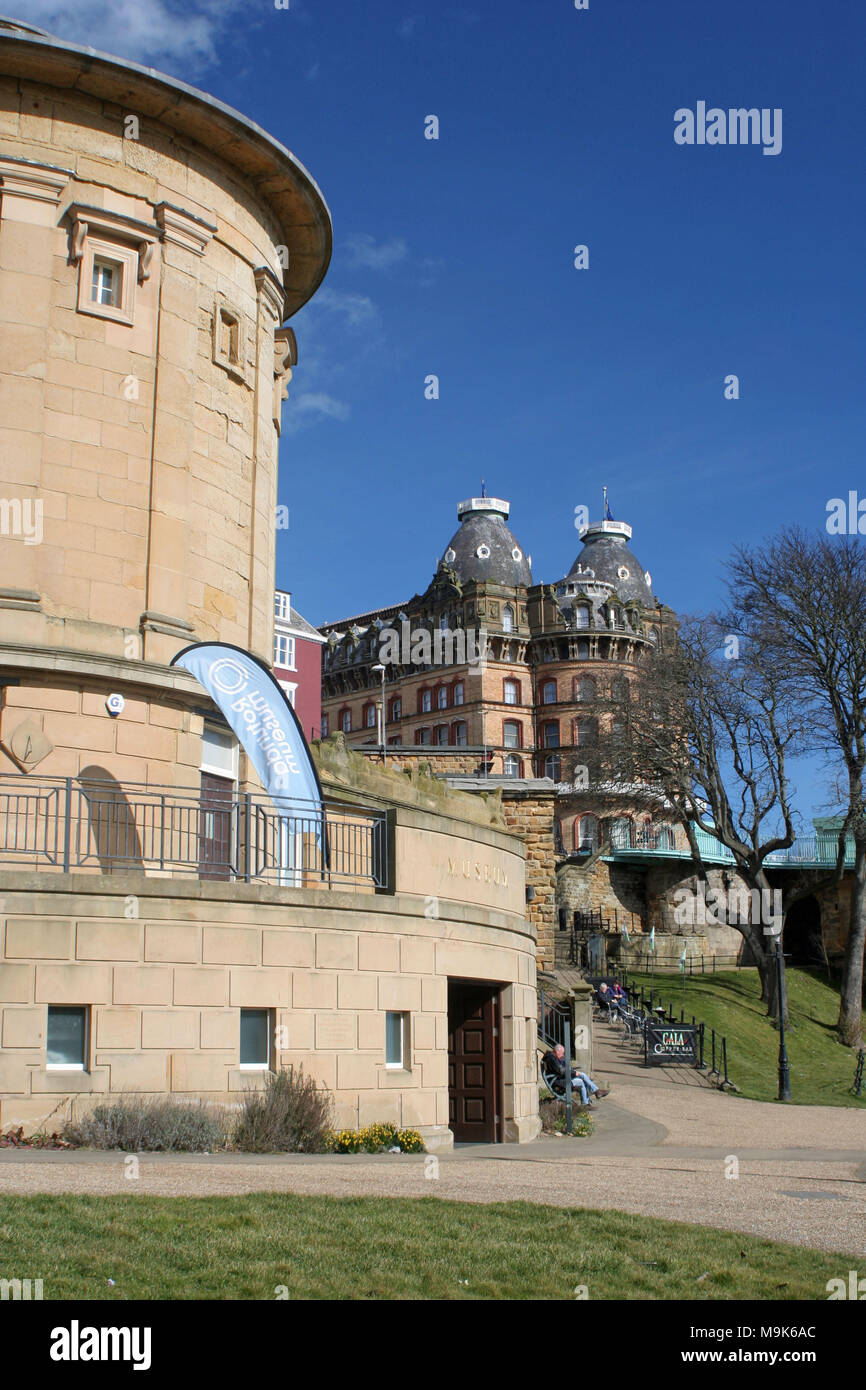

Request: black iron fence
left=537, top=989, right=577, bottom=1134
left=0, top=776, right=389, bottom=890
left=621, top=950, right=748, bottom=975
left=597, top=975, right=734, bottom=1088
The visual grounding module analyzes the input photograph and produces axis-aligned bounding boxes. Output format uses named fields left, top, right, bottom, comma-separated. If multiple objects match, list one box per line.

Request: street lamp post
left=371, top=663, right=387, bottom=765
left=775, top=937, right=791, bottom=1101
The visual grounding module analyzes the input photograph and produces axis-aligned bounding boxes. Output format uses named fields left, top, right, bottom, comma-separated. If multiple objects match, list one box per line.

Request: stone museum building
left=0, top=18, right=540, bottom=1146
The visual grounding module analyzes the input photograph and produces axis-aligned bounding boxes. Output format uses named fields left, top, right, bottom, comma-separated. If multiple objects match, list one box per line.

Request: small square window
left=76, top=236, right=139, bottom=325
left=386, top=1012, right=408, bottom=1069
left=240, top=1008, right=272, bottom=1069
left=92, top=258, right=121, bottom=307
left=47, top=1006, right=88, bottom=1070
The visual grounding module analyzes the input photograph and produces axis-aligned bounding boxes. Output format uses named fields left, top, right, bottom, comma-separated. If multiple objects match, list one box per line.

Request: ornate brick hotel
left=320, top=494, right=676, bottom=859
left=320, top=497, right=855, bottom=973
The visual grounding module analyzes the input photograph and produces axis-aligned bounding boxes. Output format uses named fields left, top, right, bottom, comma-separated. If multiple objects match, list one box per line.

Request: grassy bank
left=622, top=965, right=865, bottom=1105
left=0, top=1193, right=846, bottom=1300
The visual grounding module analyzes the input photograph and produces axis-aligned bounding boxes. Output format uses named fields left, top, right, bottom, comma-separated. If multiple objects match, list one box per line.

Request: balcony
left=0, top=776, right=388, bottom=890
left=604, top=821, right=856, bottom=869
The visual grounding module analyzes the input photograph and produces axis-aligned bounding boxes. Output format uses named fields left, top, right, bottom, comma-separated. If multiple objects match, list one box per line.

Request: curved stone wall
left=0, top=28, right=330, bottom=784
left=0, top=801, right=540, bottom=1149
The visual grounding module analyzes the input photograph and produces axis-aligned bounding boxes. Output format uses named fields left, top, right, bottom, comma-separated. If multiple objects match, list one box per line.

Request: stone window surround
left=213, top=294, right=248, bottom=384
left=65, top=202, right=158, bottom=328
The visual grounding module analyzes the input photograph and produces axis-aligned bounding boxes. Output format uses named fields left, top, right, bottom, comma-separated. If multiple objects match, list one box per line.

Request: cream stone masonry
left=0, top=24, right=542, bottom=1149
left=0, top=23, right=331, bottom=747
left=0, top=865, right=540, bottom=1148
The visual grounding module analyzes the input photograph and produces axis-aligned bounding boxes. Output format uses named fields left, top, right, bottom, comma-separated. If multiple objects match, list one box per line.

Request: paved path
left=1, top=1019, right=863, bottom=1257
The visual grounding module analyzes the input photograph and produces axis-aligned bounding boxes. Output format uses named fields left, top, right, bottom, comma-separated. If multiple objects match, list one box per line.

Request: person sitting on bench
left=608, top=981, right=627, bottom=1017
left=596, top=982, right=612, bottom=1015
left=543, top=1044, right=610, bottom=1106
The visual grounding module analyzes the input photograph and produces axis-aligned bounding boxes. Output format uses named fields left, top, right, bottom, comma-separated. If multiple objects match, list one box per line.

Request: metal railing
left=609, top=977, right=733, bottom=1089
left=605, top=823, right=856, bottom=868
left=620, top=950, right=748, bottom=975
left=0, top=776, right=389, bottom=890
left=538, top=989, right=576, bottom=1134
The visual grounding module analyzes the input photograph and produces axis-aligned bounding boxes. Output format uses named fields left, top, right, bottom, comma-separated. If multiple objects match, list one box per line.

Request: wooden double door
left=447, top=980, right=503, bottom=1143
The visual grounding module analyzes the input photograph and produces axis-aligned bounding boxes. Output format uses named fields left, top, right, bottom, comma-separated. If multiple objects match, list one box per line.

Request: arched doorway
left=783, top=895, right=823, bottom=965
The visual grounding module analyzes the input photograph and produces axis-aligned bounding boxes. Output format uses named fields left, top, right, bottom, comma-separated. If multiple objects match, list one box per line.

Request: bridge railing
left=606, top=823, right=856, bottom=868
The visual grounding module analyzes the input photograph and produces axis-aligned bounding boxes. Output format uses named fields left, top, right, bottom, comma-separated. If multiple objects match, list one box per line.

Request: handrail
left=0, top=774, right=388, bottom=889
left=605, top=822, right=856, bottom=869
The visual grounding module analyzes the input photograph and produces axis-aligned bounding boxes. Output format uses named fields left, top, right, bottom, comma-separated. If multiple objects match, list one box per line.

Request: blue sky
left=20, top=0, right=866, bottom=821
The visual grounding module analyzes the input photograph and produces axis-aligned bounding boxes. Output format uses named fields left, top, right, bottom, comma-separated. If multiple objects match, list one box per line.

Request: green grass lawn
left=623, top=965, right=866, bottom=1106
left=0, top=1193, right=846, bottom=1300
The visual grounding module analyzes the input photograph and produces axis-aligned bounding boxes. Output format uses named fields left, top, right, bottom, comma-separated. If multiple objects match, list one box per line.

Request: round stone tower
left=0, top=20, right=331, bottom=787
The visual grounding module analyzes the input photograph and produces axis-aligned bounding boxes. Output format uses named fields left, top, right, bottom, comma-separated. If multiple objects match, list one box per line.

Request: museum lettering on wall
left=447, top=857, right=509, bottom=888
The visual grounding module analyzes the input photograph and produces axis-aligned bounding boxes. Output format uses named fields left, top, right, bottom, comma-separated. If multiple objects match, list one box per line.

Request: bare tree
left=586, top=615, right=803, bottom=1020
left=726, top=528, right=866, bottom=1049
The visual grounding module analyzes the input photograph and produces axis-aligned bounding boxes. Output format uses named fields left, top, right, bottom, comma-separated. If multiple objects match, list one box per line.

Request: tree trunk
left=740, top=921, right=779, bottom=1018
left=837, top=842, right=866, bottom=1048
left=751, top=868, right=789, bottom=1024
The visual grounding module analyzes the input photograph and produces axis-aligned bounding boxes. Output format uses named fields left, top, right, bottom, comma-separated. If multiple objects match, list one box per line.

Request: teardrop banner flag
left=170, top=642, right=324, bottom=812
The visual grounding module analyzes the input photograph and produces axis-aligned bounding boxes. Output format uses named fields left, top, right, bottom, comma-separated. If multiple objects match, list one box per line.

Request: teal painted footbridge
left=604, top=827, right=855, bottom=870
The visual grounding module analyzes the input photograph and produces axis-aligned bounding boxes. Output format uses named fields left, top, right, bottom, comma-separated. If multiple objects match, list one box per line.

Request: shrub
left=62, top=1097, right=228, bottom=1152
left=395, top=1128, right=425, bottom=1153
left=231, top=1067, right=333, bottom=1153
left=327, top=1124, right=425, bottom=1154
left=361, top=1122, right=398, bottom=1152
left=328, top=1129, right=366, bottom=1154
left=539, top=1098, right=594, bottom=1137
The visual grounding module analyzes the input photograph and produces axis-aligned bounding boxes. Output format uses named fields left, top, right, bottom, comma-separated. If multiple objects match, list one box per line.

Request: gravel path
left=1, top=1023, right=862, bottom=1258
left=0, top=1143, right=863, bottom=1256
